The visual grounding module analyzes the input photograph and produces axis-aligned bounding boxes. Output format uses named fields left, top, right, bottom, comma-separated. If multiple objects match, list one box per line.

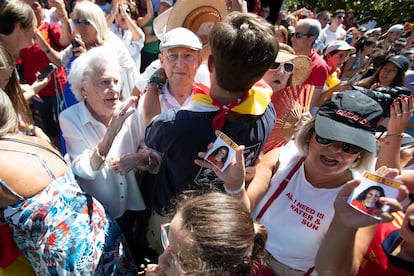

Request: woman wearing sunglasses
left=146, top=191, right=268, bottom=275
left=196, top=90, right=384, bottom=275
left=261, top=43, right=312, bottom=153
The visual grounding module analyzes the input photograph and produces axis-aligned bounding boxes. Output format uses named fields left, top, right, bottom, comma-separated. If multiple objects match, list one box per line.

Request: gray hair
left=68, top=46, right=122, bottom=102
left=0, top=89, right=18, bottom=136
left=295, top=118, right=375, bottom=172
left=296, top=18, right=322, bottom=38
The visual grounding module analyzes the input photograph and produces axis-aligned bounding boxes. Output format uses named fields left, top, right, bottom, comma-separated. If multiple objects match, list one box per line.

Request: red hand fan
left=263, top=84, right=315, bottom=154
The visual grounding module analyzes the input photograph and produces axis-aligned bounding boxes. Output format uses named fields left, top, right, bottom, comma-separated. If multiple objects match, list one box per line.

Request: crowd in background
left=1, top=0, right=414, bottom=275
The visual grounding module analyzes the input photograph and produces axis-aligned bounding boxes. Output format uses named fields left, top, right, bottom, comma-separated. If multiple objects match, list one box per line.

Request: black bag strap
left=0, top=137, right=65, bottom=163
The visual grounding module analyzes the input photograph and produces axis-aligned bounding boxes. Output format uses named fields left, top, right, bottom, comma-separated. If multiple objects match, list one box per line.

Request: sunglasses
left=269, top=62, right=295, bottom=73
left=336, top=15, right=345, bottom=19
left=73, top=18, right=92, bottom=26
left=314, top=134, right=362, bottom=154
left=292, top=32, right=310, bottom=39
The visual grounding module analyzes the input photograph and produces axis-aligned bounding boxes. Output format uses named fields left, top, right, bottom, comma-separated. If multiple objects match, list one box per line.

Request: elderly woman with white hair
left=59, top=46, right=159, bottom=265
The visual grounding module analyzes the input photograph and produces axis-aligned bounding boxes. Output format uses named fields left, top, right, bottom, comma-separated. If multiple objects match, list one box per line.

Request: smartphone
left=71, top=40, right=81, bottom=48
left=37, top=63, right=57, bottom=81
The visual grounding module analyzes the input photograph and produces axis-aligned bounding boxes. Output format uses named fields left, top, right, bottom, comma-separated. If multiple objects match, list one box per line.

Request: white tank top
left=252, top=142, right=354, bottom=272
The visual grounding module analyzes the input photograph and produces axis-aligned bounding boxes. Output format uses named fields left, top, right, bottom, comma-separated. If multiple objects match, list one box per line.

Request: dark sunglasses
left=314, top=134, right=362, bottom=154
left=270, top=62, right=295, bottom=73
left=73, top=18, right=92, bottom=26
left=292, top=32, right=310, bottom=39
left=336, top=15, right=345, bottom=19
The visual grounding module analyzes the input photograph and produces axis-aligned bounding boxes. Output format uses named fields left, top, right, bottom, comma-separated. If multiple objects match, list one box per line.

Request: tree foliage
left=284, top=0, right=414, bottom=27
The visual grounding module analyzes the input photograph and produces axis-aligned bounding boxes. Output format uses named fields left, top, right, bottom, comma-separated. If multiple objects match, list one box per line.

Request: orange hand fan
left=263, top=84, right=315, bottom=154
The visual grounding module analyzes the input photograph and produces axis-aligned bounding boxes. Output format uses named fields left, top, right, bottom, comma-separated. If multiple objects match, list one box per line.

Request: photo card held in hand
left=204, top=132, right=238, bottom=172
left=347, top=171, right=401, bottom=220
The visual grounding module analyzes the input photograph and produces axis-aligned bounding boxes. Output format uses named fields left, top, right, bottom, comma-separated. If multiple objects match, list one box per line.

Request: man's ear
left=158, top=52, right=164, bottom=65
left=207, top=54, right=214, bottom=73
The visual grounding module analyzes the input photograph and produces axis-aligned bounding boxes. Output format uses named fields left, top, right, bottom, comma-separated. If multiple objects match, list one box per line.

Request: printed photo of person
left=351, top=185, right=385, bottom=216
left=206, top=145, right=229, bottom=170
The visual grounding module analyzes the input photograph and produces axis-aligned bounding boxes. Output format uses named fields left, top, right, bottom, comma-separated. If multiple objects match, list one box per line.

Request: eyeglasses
left=160, top=223, right=225, bottom=274
left=336, top=15, right=345, bottom=19
left=314, top=134, right=362, bottom=154
left=164, top=53, right=198, bottom=65
left=292, top=32, right=311, bottom=39
left=269, top=62, right=295, bottom=73
left=161, top=223, right=184, bottom=272
left=73, top=18, right=92, bottom=26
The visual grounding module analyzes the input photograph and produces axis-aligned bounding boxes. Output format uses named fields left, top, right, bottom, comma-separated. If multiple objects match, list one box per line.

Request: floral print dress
left=0, top=148, right=137, bottom=275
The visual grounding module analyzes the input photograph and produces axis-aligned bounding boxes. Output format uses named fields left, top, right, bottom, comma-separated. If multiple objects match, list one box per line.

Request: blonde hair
left=72, top=1, right=110, bottom=45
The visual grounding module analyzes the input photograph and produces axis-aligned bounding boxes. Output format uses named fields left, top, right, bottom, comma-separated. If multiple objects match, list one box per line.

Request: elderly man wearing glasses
left=138, top=27, right=203, bottom=127
left=291, top=18, right=330, bottom=111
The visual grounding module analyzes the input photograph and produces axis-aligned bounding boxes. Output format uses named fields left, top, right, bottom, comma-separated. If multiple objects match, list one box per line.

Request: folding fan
left=263, top=84, right=315, bottom=154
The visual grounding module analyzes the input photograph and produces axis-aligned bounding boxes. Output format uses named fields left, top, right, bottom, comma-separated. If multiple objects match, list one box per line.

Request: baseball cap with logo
left=315, top=90, right=383, bottom=153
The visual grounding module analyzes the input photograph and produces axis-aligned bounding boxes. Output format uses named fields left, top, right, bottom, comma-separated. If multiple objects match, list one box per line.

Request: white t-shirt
left=319, top=25, right=347, bottom=46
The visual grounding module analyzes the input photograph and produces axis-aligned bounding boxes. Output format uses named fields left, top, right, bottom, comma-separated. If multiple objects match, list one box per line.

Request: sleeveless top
left=0, top=141, right=137, bottom=275
left=252, top=142, right=355, bottom=273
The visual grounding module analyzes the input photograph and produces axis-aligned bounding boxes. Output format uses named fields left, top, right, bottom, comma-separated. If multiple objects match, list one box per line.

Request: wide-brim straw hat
left=276, top=43, right=312, bottom=86
left=154, top=0, right=228, bottom=47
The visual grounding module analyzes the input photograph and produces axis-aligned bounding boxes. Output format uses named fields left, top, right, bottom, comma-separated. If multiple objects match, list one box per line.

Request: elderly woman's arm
left=60, top=97, right=138, bottom=177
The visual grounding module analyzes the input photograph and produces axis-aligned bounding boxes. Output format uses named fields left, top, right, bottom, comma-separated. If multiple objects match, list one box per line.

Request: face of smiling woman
left=305, top=132, right=360, bottom=181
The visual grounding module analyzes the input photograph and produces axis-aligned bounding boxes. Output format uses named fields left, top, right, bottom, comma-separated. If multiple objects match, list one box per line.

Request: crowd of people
left=1, top=0, right=414, bottom=275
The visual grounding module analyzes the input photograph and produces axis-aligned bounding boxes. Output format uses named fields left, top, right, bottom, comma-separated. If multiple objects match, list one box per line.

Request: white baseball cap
left=324, top=40, right=355, bottom=55
left=159, top=27, right=203, bottom=52
left=387, top=24, right=404, bottom=33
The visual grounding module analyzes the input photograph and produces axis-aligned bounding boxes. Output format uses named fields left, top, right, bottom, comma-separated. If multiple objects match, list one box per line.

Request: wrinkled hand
left=109, top=148, right=161, bottom=174
left=334, top=167, right=408, bottom=229
left=108, top=96, right=138, bottom=134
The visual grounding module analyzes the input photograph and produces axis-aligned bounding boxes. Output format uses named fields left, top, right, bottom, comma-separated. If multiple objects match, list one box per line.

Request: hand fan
left=263, top=84, right=315, bottom=153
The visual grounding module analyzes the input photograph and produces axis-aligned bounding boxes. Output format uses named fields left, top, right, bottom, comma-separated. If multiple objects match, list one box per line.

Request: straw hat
left=154, top=0, right=228, bottom=46
left=276, top=43, right=312, bottom=85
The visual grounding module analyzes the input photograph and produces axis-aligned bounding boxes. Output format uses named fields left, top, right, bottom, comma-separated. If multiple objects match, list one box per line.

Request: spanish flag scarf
left=187, top=79, right=273, bottom=130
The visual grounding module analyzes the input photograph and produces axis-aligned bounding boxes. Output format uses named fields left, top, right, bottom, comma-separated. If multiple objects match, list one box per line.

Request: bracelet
left=384, top=132, right=404, bottom=137
left=147, top=83, right=164, bottom=95
left=148, top=73, right=165, bottom=90
left=28, top=124, right=36, bottom=136
left=57, top=13, right=68, bottom=20
left=93, top=146, right=106, bottom=162
left=224, top=181, right=245, bottom=195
